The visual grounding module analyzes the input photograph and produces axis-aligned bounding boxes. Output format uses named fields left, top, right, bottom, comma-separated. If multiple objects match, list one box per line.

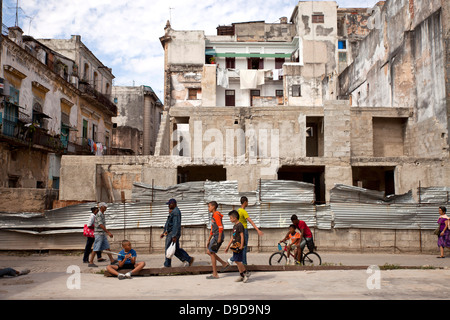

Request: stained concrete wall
left=338, top=0, right=448, bottom=159
left=166, top=30, right=205, bottom=66
left=0, top=188, right=58, bottom=213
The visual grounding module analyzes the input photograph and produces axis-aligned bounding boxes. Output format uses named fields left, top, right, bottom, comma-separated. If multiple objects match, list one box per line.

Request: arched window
left=93, top=72, right=98, bottom=90
left=83, top=63, right=90, bottom=83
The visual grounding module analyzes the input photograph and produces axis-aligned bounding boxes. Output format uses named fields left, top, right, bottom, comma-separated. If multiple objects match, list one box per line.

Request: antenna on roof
left=15, top=0, right=19, bottom=27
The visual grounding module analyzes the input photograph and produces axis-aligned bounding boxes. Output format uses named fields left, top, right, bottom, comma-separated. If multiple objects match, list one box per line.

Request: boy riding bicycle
left=279, top=224, right=301, bottom=264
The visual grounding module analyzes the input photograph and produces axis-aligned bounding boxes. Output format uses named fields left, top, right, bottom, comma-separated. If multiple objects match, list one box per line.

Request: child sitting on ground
left=279, top=224, right=301, bottom=264
left=106, top=240, right=145, bottom=280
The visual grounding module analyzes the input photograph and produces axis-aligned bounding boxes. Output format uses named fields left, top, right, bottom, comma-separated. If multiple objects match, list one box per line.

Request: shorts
left=300, top=237, right=313, bottom=250
left=208, top=235, right=223, bottom=253
left=118, top=264, right=135, bottom=270
left=92, top=234, right=110, bottom=252
left=232, top=250, right=243, bottom=262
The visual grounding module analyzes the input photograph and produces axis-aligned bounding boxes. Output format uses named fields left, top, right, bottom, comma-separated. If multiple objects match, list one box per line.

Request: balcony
left=0, top=120, right=65, bottom=153
left=78, top=81, right=117, bottom=117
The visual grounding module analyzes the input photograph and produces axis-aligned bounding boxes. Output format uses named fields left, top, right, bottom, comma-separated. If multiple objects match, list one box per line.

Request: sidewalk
left=1, top=251, right=449, bottom=300
left=1, top=251, right=450, bottom=274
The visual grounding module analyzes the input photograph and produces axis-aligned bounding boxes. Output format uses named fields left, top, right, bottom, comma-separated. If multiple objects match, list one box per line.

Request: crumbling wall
left=338, top=0, right=448, bottom=160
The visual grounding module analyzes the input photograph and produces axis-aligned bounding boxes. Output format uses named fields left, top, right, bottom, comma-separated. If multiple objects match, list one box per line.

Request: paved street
left=1, top=251, right=449, bottom=301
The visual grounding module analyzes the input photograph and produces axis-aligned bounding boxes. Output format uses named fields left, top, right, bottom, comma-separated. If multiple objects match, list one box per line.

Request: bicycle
left=269, top=241, right=322, bottom=266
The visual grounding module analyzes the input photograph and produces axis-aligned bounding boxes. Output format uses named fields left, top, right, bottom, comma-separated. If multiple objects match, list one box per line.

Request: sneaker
left=88, top=263, right=98, bottom=268
left=235, top=276, right=244, bottom=282
left=243, top=274, right=249, bottom=283
left=118, top=273, right=126, bottom=280
left=189, top=257, right=195, bottom=266
left=125, top=272, right=132, bottom=279
left=182, top=261, right=189, bottom=267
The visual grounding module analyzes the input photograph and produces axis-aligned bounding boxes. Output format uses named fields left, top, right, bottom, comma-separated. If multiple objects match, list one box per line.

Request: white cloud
left=5, top=0, right=381, bottom=100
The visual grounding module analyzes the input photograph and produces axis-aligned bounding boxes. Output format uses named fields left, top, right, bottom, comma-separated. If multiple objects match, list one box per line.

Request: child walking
left=225, top=210, right=250, bottom=283
left=206, top=201, right=228, bottom=279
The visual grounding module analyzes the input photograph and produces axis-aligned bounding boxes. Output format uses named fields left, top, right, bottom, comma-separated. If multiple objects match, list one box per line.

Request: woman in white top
left=83, top=206, right=105, bottom=263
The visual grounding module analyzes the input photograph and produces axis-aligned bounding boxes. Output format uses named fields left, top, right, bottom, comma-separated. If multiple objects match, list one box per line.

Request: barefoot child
left=225, top=210, right=250, bottom=283
left=206, top=201, right=228, bottom=279
left=106, top=240, right=145, bottom=280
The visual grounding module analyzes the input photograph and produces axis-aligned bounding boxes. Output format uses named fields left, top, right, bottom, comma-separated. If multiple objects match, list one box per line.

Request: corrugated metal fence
left=0, top=181, right=448, bottom=240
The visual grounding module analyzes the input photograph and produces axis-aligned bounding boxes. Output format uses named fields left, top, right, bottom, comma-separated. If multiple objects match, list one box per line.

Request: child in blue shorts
left=225, top=210, right=250, bottom=283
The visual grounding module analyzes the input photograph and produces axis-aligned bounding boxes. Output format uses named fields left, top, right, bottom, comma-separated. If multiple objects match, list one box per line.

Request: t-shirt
left=237, top=208, right=249, bottom=229
left=118, top=248, right=137, bottom=265
left=94, top=211, right=106, bottom=236
left=294, top=220, right=312, bottom=238
left=232, top=222, right=245, bottom=245
left=289, top=231, right=301, bottom=244
left=87, top=213, right=96, bottom=227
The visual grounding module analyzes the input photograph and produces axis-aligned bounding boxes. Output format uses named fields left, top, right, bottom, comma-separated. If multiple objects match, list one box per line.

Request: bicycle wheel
left=269, top=252, right=287, bottom=266
left=302, top=252, right=321, bottom=266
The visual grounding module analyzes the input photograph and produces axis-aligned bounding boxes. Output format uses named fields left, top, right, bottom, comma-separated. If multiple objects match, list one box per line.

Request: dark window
left=276, top=90, right=283, bottom=97
left=226, top=57, right=235, bottom=69
left=275, top=58, right=285, bottom=69
left=225, top=90, right=235, bottom=106
left=247, top=58, right=264, bottom=70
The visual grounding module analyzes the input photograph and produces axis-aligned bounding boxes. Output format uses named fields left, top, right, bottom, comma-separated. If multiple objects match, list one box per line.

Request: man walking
left=160, top=199, right=194, bottom=267
left=88, top=202, right=116, bottom=267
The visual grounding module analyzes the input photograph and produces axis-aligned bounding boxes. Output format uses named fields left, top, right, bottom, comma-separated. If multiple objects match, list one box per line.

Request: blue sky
left=3, top=0, right=381, bottom=100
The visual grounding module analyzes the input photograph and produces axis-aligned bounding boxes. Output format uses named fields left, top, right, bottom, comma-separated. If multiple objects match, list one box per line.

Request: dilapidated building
left=0, top=28, right=117, bottom=213
left=111, top=85, right=163, bottom=156
left=150, top=0, right=449, bottom=203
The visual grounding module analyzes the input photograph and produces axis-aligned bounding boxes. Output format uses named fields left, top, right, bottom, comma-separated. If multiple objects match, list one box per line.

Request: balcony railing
left=78, top=82, right=117, bottom=116
left=0, top=120, right=64, bottom=153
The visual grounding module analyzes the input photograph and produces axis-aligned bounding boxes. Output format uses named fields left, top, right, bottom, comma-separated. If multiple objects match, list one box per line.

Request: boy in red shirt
left=206, top=201, right=228, bottom=279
